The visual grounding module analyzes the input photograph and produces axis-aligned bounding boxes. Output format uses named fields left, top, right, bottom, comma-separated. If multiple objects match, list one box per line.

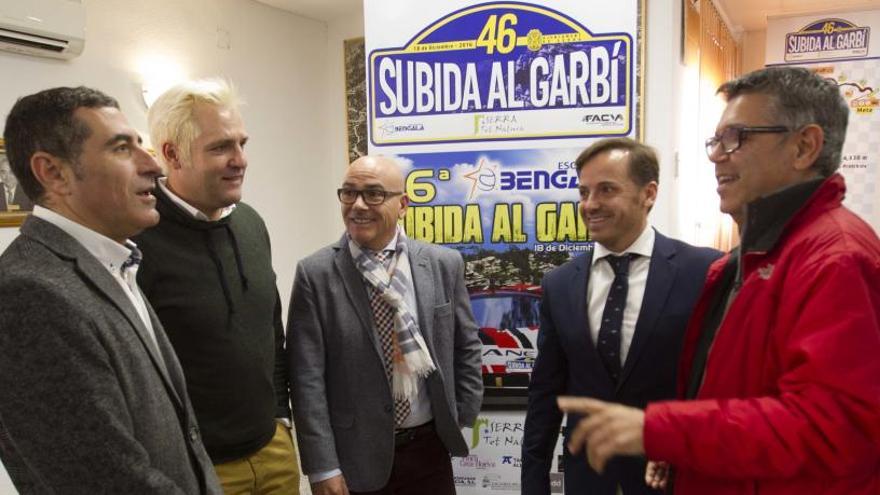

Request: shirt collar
left=348, top=227, right=400, bottom=254
left=157, top=177, right=236, bottom=221
left=378, top=228, right=399, bottom=252
left=32, top=205, right=135, bottom=274
left=740, top=177, right=824, bottom=254
left=592, top=224, right=655, bottom=267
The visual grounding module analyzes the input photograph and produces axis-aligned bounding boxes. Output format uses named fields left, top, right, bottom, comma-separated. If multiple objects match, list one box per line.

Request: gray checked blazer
left=287, top=235, right=484, bottom=492
left=0, top=216, right=222, bottom=494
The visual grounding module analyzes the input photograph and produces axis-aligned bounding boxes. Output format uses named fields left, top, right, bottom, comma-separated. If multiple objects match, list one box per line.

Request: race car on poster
left=468, top=284, right=541, bottom=401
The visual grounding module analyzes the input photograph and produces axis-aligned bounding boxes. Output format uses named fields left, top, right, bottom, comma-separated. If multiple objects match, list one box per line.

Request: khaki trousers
left=214, top=422, right=301, bottom=495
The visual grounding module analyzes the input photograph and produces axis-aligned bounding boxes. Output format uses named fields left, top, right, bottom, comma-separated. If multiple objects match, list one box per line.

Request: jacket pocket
left=433, top=301, right=452, bottom=317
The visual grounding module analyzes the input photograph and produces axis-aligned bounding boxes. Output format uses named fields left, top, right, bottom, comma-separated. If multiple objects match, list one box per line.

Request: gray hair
left=717, top=66, right=848, bottom=176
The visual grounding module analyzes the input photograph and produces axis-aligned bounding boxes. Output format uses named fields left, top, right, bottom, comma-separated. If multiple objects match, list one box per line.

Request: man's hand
left=311, top=474, right=349, bottom=495
left=645, top=460, right=669, bottom=490
left=557, top=396, right=646, bottom=473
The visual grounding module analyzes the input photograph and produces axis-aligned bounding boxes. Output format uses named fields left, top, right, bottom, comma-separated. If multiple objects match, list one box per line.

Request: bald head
left=340, top=155, right=409, bottom=250
left=346, top=155, right=405, bottom=190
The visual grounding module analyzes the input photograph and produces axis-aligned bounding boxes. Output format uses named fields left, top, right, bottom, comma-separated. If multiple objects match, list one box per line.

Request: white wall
left=742, top=29, right=768, bottom=73
left=642, top=0, right=684, bottom=237
left=0, top=0, right=334, bottom=491
left=0, top=466, right=10, bottom=495
left=0, top=0, right=337, bottom=307
left=325, top=8, right=364, bottom=225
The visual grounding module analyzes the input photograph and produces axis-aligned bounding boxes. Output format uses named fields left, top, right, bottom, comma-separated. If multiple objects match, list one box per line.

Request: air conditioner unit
left=0, top=0, right=85, bottom=60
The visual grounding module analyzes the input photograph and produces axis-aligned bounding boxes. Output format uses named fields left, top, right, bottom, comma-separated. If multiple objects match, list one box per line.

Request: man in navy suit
left=522, top=138, right=720, bottom=495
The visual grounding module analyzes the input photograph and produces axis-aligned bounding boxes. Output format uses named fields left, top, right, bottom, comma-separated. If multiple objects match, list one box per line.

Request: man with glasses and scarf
left=287, top=155, right=483, bottom=495
left=557, top=66, right=880, bottom=495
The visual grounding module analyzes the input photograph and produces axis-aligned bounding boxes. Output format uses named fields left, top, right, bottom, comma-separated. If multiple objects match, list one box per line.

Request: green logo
left=471, top=417, right=489, bottom=448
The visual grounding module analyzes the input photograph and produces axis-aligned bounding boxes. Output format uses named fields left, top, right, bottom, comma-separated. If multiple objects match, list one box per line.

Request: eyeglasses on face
left=705, top=126, right=791, bottom=157
left=337, top=188, right=404, bottom=205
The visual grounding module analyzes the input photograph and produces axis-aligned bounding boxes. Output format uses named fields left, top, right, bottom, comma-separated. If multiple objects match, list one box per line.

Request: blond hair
left=148, top=78, right=242, bottom=169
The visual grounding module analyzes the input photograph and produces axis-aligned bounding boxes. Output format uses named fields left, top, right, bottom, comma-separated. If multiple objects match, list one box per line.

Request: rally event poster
left=366, top=2, right=644, bottom=492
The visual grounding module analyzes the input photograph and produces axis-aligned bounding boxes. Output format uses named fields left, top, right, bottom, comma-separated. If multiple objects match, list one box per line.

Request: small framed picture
left=344, top=37, right=367, bottom=163
left=0, top=138, right=33, bottom=227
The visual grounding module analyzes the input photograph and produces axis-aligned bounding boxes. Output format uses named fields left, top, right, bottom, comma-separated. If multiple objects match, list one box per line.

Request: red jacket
left=644, top=174, right=880, bottom=494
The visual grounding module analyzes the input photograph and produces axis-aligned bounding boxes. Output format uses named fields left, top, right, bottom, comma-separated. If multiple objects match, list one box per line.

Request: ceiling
left=254, top=0, right=361, bottom=22
left=256, top=0, right=880, bottom=30
left=715, top=0, right=880, bottom=33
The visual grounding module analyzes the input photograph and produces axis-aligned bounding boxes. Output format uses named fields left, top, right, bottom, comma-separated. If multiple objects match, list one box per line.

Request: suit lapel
left=617, top=232, right=676, bottom=391
left=332, top=235, right=385, bottom=361
left=144, top=299, right=185, bottom=406
left=75, top=258, right=178, bottom=388
left=21, top=217, right=183, bottom=408
left=568, top=250, right=595, bottom=354
left=567, top=249, right=614, bottom=386
left=407, top=240, right=438, bottom=357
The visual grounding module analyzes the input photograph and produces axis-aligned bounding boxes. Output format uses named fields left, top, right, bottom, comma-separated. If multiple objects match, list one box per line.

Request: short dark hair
left=3, top=86, right=119, bottom=203
left=575, top=137, right=659, bottom=186
left=717, top=66, right=848, bottom=177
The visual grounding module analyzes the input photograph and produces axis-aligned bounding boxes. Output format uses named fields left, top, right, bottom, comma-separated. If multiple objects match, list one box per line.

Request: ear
left=398, top=193, right=410, bottom=219
left=792, top=124, right=824, bottom=172
left=642, top=181, right=658, bottom=209
left=30, top=152, right=75, bottom=197
left=162, top=142, right=184, bottom=170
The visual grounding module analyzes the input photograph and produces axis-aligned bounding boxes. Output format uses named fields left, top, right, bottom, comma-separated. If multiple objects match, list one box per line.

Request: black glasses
left=705, top=126, right=791, bottom=157
left=337, top=188, right=404, bottom=206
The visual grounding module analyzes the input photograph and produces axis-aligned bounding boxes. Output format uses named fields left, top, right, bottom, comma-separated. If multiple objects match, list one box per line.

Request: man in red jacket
left=558, top=66, right=880, bottom=494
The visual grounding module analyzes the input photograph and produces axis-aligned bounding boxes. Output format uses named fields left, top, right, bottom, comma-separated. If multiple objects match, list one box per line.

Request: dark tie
left=121, top=246, right=142, bottom=271
left=597, top=254, right=635, bottom=382
left=368, top=250, right=412, bottom=426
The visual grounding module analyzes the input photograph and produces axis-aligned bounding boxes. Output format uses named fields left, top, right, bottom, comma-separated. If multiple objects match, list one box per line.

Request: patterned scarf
left=350, top=229, right=436, bottom=401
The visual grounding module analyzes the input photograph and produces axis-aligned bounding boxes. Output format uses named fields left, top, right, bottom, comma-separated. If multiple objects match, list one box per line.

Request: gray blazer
left=288, top=235, right=483, bottom=492
left=0, top=217, right=222, bottom=494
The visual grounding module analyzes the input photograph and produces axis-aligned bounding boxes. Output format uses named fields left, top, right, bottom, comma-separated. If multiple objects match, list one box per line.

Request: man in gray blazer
left=288, top=155, right=483, bottom=495
left=0, top=86, right=222, bottom=494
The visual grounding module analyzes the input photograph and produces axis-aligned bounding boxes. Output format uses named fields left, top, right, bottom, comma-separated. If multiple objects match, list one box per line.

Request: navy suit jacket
left=522, top=230, right=721, bottom=495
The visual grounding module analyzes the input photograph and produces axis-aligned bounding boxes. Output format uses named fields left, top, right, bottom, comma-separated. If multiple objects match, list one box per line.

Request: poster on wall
left=391, top=147, right=591, bottom=408
left=365, top=2, right=644, bottom=493
left=366, top=0, right=644, bottom=401
left=766, top=10, right=880, bottom=234
left=367, top=1, right=644, bottom=152
left=456, top=410, right=565, bottom=493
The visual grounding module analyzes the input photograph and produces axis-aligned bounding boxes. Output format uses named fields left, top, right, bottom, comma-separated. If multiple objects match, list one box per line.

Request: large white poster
left=365, top=2, right=644, bottom=494
left=365, top=0, right=643, bottom=154
left=766, top=10, right=880, bottom=234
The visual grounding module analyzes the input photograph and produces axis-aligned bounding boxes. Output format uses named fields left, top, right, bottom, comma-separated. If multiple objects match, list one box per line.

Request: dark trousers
left=351, top=425, right=455, bottom=495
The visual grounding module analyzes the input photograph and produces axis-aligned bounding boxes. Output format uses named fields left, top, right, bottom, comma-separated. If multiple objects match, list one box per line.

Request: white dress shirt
left=587, top=225, right=655, bottom=366
left=32, top=206, right=161, bottom=357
